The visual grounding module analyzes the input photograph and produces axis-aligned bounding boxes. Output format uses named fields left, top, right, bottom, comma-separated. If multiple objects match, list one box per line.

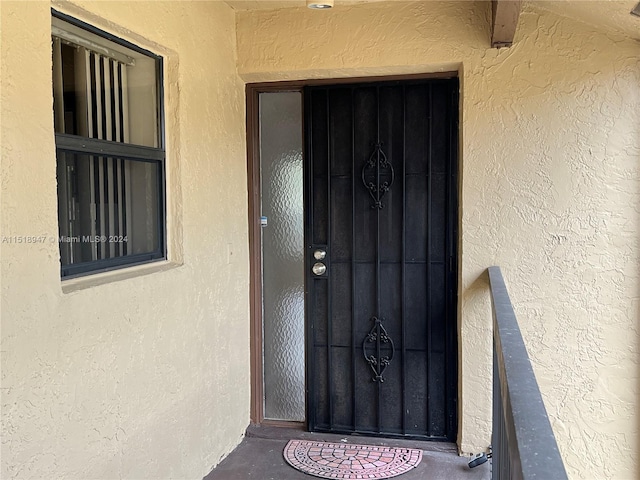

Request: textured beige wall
left=2, top=0, right=639, bottom=478
left=236, top=2, right=640, bottom=479
left=1, top=1, right=249, bottom=478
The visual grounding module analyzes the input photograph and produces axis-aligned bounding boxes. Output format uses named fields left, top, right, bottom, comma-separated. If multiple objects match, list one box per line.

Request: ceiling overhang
left=225, top=0, right=640, bottom=44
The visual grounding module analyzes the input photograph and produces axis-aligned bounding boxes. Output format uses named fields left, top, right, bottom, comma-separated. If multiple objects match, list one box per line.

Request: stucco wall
left=1, top=1, right=249, bottom=478
left=236, top=2, right=640, bottom=479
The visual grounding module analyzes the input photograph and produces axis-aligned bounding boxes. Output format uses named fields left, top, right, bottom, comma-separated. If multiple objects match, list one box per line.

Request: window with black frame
left=51, top=11, right=165, bottom=278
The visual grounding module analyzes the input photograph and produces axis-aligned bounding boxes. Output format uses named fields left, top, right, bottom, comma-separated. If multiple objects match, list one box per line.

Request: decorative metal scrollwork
left=361, top=142, right=394, bottom=209
left=362, top=316, right=395, bottom=382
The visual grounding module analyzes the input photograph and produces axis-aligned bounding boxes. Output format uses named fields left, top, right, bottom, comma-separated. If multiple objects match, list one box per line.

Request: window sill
left=61, top=260, right=182, bottom=294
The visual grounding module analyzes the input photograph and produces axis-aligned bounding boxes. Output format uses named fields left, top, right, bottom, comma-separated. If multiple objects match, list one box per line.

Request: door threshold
left=245, top=424, right=458, bottom=454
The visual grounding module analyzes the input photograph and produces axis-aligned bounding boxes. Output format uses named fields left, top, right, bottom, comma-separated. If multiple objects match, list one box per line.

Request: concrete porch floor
left=203, top=425, right=491, bottom=480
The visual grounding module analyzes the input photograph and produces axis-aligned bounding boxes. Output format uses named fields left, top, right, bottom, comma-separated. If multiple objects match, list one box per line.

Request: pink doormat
left=283, top=439, right=423, bottom=479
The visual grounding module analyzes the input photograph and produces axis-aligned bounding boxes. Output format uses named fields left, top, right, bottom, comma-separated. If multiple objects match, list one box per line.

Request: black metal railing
left=488, top=266, right=568, bottom=480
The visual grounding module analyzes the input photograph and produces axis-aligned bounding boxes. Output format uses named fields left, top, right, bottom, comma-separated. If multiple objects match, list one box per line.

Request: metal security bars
left=305, top=79, right=459, bottom=440
left=488, top=266, right=568, bottom=480
left=52, top=10, right=165, bottom=278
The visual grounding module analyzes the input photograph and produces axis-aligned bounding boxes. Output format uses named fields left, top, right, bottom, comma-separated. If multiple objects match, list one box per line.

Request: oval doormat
left=283, top=439, right=423, bottom=479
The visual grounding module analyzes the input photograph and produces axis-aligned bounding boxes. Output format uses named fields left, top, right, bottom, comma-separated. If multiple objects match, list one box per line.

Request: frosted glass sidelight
left=260, top=92, right=305, bottom=421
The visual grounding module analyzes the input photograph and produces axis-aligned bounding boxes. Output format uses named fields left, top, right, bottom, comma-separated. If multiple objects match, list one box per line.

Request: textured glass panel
left=260, top=92, right=305, bottom=421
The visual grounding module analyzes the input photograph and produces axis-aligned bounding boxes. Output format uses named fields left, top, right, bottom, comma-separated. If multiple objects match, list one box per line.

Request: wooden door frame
left=246, top=72, right=458, bottom=427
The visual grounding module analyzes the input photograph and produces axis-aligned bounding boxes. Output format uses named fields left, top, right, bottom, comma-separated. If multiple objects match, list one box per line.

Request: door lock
left=313, top=249, right=326, bottom=260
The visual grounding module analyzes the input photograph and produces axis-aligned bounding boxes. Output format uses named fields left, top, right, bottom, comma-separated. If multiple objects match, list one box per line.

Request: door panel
left=305, top=79, right=458, bottom=440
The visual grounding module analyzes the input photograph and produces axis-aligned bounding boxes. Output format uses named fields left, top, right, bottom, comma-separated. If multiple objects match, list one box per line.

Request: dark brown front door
left=305, top=78, right=459, bottom=440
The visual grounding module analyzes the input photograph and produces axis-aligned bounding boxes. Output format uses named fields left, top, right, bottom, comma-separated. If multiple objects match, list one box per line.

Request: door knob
left=312, top=262, right=327, bottom=276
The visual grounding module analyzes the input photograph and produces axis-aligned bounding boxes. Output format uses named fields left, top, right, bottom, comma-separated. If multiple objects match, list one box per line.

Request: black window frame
left=52, top=9, right=166, bottom=279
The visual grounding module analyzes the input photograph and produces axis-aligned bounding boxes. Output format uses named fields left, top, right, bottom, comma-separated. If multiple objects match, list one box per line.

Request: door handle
left=312, top=262, right=327, bottom=276
left=312, top=249, right=327, bottom=276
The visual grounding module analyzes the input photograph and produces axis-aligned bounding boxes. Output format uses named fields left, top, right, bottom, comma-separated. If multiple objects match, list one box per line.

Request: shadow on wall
left=458, top=268, right=493, bottom=453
